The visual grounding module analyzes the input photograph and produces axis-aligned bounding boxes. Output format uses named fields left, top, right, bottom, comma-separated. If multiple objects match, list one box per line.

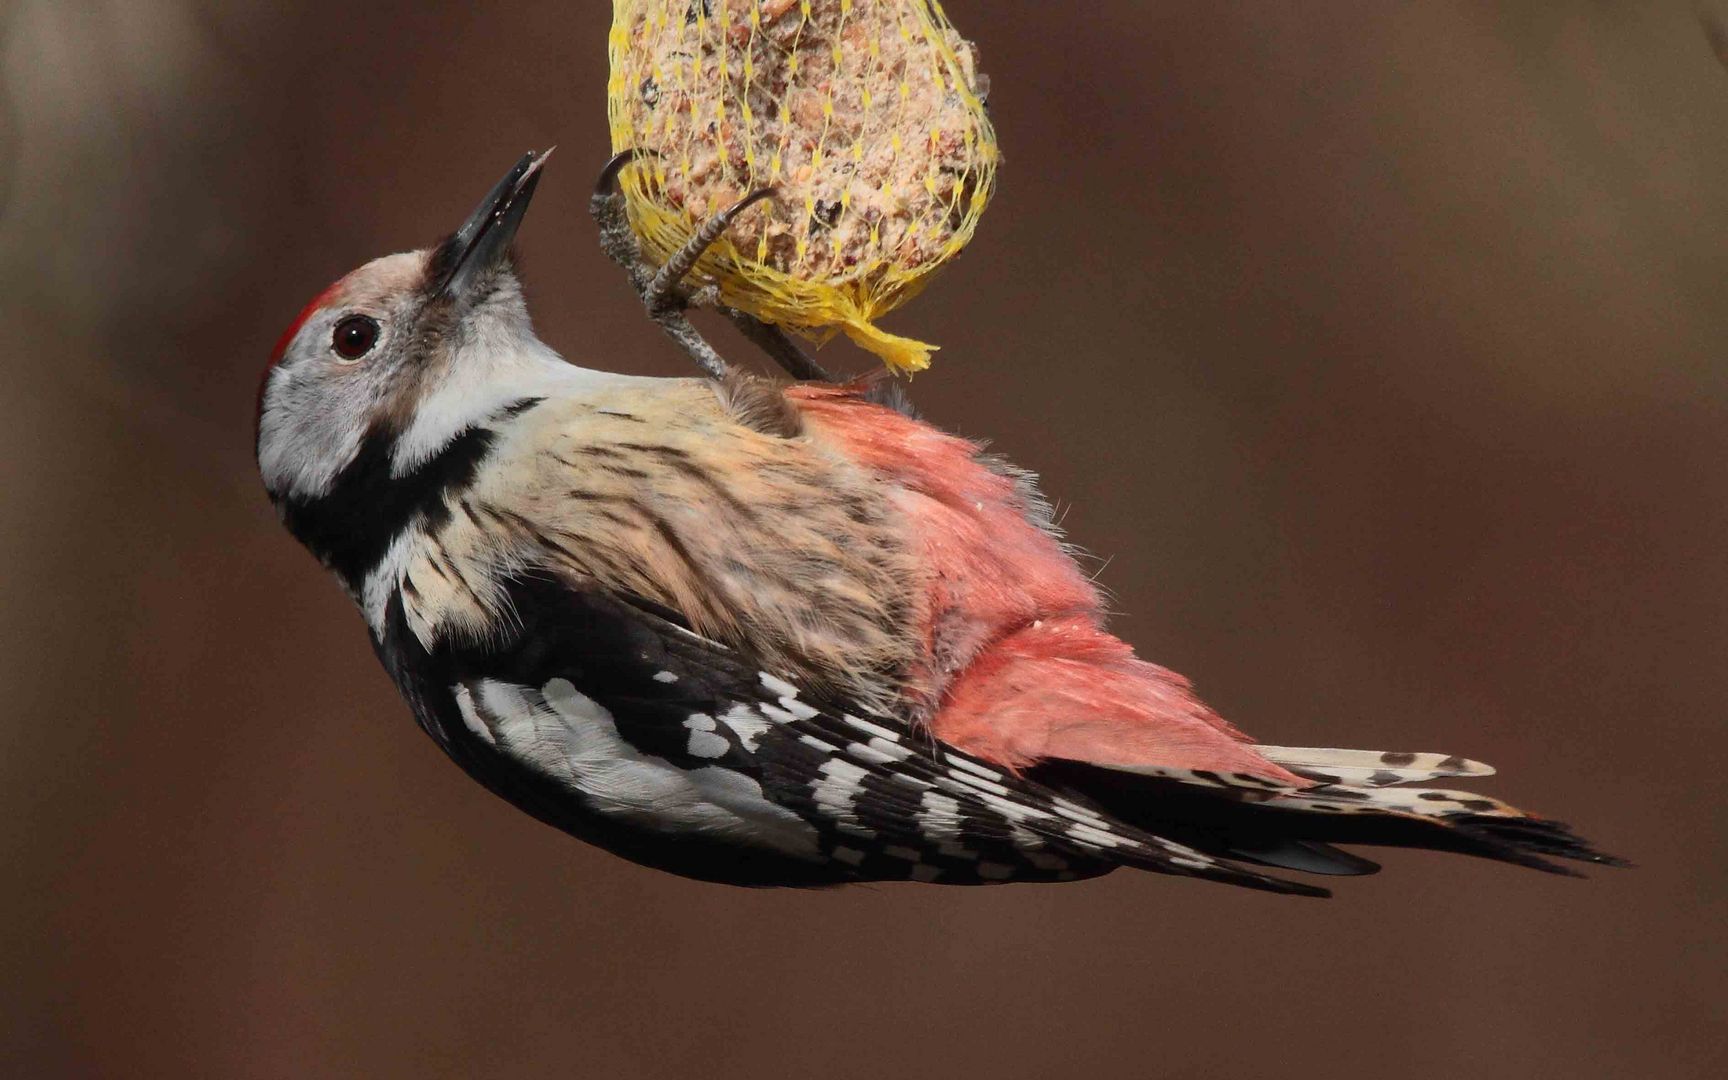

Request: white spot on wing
left=944, top=767, right=1013, bottom=799
left=812, top=758, right=873, bottom=838
left=716, top=704, right=771, bottom=750
left=683, top=713, right=730, bottom=759
left=476, top=677, right=819, bottom=857
left=841, top=714, right=903, bottom=743
left=653, top=670, right=679, bottom=684
left=1049, top=796, right=1113, bottom=827
left=846, top=740, right=907, bottom=767
left=761, top=703, right=800, bottom=725
left=947, top=756, right=1004, bottom=782
left=978, top=790, right=1049, bottom=822
left=1064, top=821, right=1128, bottom=849
left=917, top=790, right=970, bottom=858
left=452, top=684, right=497, bottom=746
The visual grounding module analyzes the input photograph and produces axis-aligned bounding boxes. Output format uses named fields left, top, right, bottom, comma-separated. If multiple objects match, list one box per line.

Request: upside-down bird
left=255, top=152, right=1622, bottom=894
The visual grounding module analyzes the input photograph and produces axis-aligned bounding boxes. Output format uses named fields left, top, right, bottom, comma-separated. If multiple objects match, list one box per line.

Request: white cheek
left=256, top=356, right=380, bottom=499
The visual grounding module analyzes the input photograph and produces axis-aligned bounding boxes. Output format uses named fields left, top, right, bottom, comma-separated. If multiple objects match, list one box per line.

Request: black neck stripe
left=277, top=398, right=541, bottom=587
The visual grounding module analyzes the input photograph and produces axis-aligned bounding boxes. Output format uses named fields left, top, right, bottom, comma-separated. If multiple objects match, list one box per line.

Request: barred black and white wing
left=374, top=573, right=1328, bottom=894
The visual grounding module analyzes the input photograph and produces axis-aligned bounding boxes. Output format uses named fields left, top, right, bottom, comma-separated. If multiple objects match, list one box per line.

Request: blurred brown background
left=2, top=2, right=1724, bottom=1077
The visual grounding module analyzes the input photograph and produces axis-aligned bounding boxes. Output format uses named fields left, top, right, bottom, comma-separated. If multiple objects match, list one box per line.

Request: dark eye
left=331, top=315, right=381, bottom=361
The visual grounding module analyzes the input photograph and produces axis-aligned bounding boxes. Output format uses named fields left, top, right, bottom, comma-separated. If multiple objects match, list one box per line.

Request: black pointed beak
left=432, top=149, right=553, bottom=302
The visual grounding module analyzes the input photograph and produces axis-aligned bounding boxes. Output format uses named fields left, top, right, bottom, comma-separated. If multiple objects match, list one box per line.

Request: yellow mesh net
left=607, top=0, right=997, bottom=373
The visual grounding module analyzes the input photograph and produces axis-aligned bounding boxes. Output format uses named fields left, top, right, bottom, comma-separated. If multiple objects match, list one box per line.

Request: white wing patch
left=812, top=758, right=873, bottom=838
left=681, top=714, right=730, bottom=759
left=917, top=790, right=970, bottom=859
left=715, top=703, right=772, bottom=750
left=453, top=683, right=497, bottom=747
left=461, top=677, right=820, bottom=858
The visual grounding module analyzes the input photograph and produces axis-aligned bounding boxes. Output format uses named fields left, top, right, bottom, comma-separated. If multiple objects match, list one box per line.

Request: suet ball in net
left=608, top=0, right=998, bottom=373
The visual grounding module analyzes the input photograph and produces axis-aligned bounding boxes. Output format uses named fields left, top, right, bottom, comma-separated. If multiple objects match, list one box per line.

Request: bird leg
left=719, top=308, right=836, bottom=382
left=724, top=309, right=913, bottom=414
left=640, top=187, right=774, bottom=316
left=591, top=151, right=730, bottom=380
left=591, top=152, right=840, bottom=384
left=590, top=150, right=655, bottom=295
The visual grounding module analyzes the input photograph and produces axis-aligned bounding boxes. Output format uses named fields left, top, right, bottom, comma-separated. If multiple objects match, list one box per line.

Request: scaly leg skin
left=640, top=187, right=774, bottom=316
left=724, top=309, right=917, bottom=416
left=720, top=307, right=835, bottom=383
left=590, top=151, right=910, bottom=414
left=590, top=150, right=655, bottom=295
left=592, top=153, right=844, bottom=385
left=590, top=150, right=731, bottom=380
left=723, top=310, right=915, bottom=416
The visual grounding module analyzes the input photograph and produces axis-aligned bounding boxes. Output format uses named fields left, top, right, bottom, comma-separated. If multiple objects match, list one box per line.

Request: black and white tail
left=1037, top=744, right=1627, bottom=891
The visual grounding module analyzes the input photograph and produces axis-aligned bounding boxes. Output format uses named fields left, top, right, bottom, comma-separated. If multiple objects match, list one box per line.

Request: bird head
left=256, top=150, right=556, bottom=506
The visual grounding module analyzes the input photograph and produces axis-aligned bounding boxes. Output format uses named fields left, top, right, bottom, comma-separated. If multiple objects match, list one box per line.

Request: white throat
left=390, top=334, right=651, bottom=477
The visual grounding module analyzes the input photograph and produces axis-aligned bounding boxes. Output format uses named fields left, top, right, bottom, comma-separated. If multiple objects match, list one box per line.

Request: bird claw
left=590, top=151, right=656, bottom=291
left=588, top=158, right=847, bottom=389
left=643, top=186, right=776, bottom=316
left=594, top=148, right=654, bottom=198
left=589, top=150, right=730, bottom=379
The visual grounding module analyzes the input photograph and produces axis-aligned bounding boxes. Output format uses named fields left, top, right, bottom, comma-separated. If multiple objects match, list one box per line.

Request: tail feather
left=1034, top=750, right=1626, bottom=887
left=1265, top=783, right=1521, bottom=818
left=1255, top=745, right=1495, bottom=787
left=1258, top=780, right=1627, bottom=874
left=1460, top=816, right=1629, bottom=869
left=1226, top=838, right=1382, bottom=877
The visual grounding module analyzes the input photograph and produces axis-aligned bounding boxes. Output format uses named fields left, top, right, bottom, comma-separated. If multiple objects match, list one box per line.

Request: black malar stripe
left=278, top=423, right=491, bottom=589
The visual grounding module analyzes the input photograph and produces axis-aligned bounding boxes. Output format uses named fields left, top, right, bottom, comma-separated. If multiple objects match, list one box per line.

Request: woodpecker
left=255, top=151, right=1622, bottom=893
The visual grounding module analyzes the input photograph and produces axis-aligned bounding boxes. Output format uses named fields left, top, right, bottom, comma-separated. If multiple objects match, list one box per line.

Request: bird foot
left=591, top=151, right=837, bottom=385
